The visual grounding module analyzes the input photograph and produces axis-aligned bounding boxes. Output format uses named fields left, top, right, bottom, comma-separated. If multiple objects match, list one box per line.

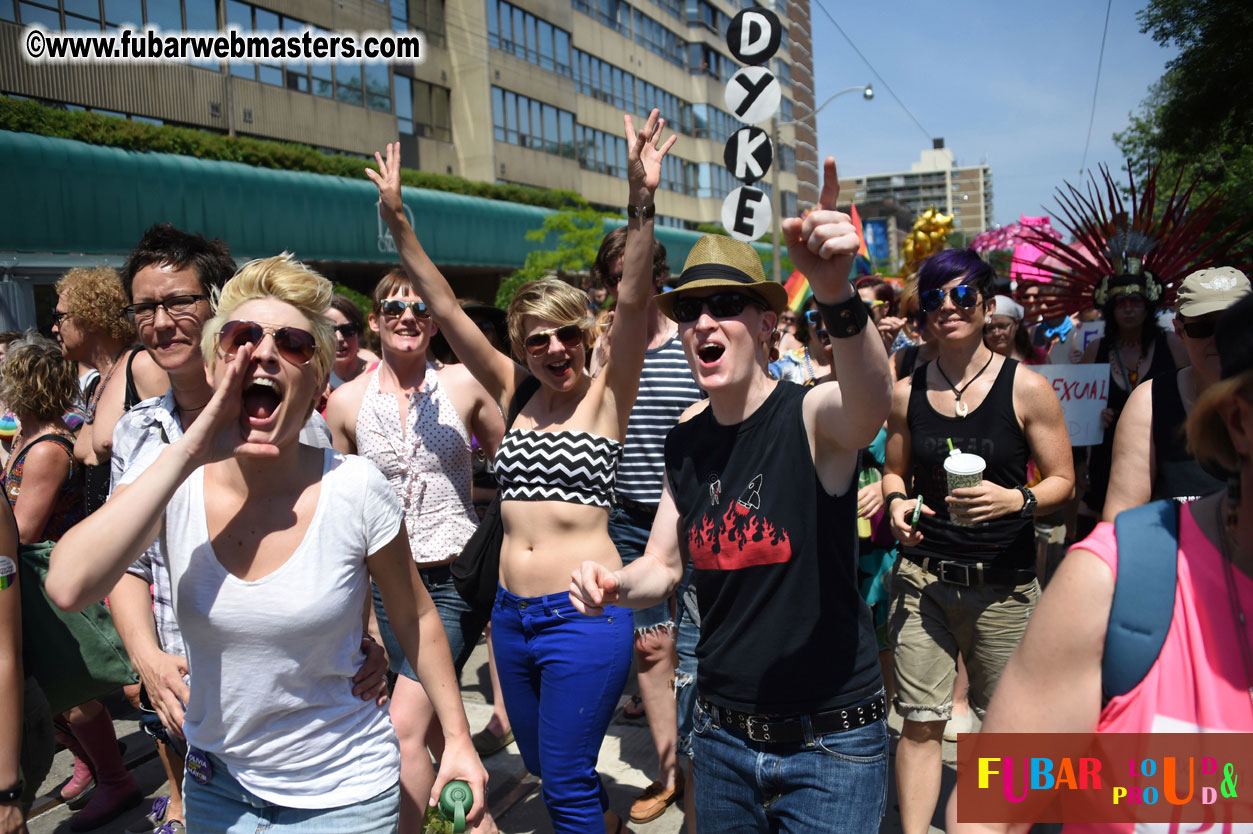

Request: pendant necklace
left=1215, top=499, right=1253, bottom=710
left=84, top=348, right=126, bottom=425
left=935, top=350, right=995, bottom=418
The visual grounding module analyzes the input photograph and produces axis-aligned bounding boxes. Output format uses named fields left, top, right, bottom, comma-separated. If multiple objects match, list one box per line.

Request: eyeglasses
left=217, top=320, right=317, bottom=366
left=379, top=299, right=430, bottom=319
left=816, top=329, right=831, bottom=346
left=333, top=323, right=360, bottom=339
left=1180, top=317, right=1219, bottom=340
left=51, top=310, right=71, bottom=326
left=805, top=310, right=822, bottom=327
left=920, top=285, right=980, bottom=314
left=524, top=324, right=584, bottom=355
left=125, top=294, right=209, bottom=324
left=671, top=292, right=765, bottom=324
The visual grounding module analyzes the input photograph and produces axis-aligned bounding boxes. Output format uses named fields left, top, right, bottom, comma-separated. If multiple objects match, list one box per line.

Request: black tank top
left=1150, top=369, right=1223, bottom=503
left=665, top=382, right=882, bottom=714
left=83, top=347, right=146, bottom=515
left=904, top=357, right=1034, bottom=569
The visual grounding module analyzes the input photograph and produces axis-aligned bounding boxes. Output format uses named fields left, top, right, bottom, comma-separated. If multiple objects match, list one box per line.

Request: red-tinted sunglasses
left=218, top=320, right=317, bottom=366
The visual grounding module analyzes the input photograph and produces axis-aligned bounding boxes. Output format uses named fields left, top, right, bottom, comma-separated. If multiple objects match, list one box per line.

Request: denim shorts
left=674, top=578, right=699, bottom=762
left=887, top=556, right=1039, bottom=722
left=372, top=563, right=490, bottom=680
left=608, top=505, right=674, bottom=634
left=689, top=693, right=888, bottom=832
left=182, top=750, right=400, bottom=834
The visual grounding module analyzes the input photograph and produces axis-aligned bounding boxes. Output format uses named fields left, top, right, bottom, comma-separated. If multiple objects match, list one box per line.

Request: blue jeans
left=373, top=564, right=489, bottom=680
left=690, top=696, right=888, bottom=833
left=607, top=505, right=673, bottom=633
left=183, top=751, right=399, bottom=833
left=491, top=586, right=633, bottom=834
left=674, top=580, right=700, bottom=762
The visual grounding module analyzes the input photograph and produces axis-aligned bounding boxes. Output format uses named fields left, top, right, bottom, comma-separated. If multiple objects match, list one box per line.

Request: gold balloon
left=899, top=204, right=958, bottom=278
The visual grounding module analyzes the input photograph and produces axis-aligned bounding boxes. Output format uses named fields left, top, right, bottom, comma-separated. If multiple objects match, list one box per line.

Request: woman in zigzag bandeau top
left=368, top=110, right=675, bottom=834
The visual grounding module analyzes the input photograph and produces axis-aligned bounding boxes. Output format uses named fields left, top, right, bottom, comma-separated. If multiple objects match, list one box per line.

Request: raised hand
left=781, top=157, right=859, bottom=303
left=624, top=109, right=677, bottom=196
left=366, top=141, right=404, bottom=220
left=180, top=343, right=280, bottom=465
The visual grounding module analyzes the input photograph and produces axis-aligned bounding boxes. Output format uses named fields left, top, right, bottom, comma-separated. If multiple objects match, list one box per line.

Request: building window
left=773, top=58, right=790, bottom=88
left=396, top=74, right=414, bottom=135
left=574, top=49, right=636, bottom=111
left=491, top=86, right=567, bottom=153
left=488, top=0, right=572, bottom=76
left=407, top=77, right=451, bottom=141
left=633, top=8, right=684, bottom=67
left=409, top=0, right=444, bottom=47
left=573, top=0, right=630, bottom=37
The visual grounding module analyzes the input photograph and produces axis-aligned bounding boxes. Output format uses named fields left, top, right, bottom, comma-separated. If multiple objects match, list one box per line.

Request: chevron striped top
left=494, top=428, right=624, bottom=508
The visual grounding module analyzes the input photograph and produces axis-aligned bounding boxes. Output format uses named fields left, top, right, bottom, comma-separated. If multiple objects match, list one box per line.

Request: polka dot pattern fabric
left=356, top=365, right=478, bottom=564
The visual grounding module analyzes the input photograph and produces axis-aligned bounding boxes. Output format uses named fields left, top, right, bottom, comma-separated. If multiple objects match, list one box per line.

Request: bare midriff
left=498, top=499, right=622, bottom=597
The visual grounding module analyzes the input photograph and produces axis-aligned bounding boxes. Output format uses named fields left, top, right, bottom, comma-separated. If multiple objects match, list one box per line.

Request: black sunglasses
left=333, top=323, right=360, bottom=338
left=1180, top=318, right=1219, bottom=340
left=218, top=320, right=318, bottom=366
left=671, top=292, right=765, bottom=324
left=379, top=299, right=430, bottom=319
left=524, top=324, right=584, bottom=355
left=920, top=285, right=980, bottom=314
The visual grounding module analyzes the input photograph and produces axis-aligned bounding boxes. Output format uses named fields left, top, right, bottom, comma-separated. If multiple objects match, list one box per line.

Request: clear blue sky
left=807, top=0, right=1177, bottom=229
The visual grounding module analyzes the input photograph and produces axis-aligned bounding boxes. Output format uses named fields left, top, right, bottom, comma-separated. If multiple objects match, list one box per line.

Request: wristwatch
left=626, top=203, right=655, bottom=220
left=1016, top=485, right=1037, bottom=518
left=0, top=779, right=24, bottom=803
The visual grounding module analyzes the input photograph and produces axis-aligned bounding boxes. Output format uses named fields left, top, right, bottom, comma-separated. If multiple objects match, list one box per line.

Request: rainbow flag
left=781, top=205, right=870, bottom=311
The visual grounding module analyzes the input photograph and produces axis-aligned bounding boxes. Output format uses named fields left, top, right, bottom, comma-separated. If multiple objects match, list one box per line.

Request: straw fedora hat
left=655, top=234, right=788, bottom=320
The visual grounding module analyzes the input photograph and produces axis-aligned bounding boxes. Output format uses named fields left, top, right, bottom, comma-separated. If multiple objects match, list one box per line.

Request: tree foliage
left=1115, top=1, right=1253, bottom=242
left=494, top=206, right=610, bottom=308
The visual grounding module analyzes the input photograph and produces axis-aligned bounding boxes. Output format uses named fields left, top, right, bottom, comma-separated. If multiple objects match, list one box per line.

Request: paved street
left=28, top=639, right=957, bottom=833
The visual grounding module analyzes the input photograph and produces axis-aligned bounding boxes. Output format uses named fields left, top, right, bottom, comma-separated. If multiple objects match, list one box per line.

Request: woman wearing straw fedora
left=570, top=159, right=896, bottom=832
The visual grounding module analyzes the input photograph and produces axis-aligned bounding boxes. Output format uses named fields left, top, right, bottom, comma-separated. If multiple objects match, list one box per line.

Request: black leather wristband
left=815, top=294, right=869, bottom=338
left=0, top=779, right=23, bottom=803
left=626, top=203, right=655, bottom=219
left=885, top=492, right=909, bottom=512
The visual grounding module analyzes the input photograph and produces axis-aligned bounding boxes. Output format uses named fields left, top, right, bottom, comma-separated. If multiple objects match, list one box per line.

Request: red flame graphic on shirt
left=687, top=503, right=791, bottom=570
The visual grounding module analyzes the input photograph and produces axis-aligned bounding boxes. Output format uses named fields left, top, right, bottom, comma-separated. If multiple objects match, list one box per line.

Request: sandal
left=471, top=726, right=514, bottom=757
left=615, top=694, right=646, bottom=725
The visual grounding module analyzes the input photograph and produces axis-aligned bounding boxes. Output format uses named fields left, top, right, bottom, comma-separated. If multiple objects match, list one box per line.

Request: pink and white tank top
left=355, top=365, right=477, bottom=565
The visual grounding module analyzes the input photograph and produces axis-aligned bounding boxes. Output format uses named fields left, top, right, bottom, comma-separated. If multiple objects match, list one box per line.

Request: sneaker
left=125, top=797, right=168, bottom=833
left=629, top=769, right=685, bottom=824
left=154, top=821, right=186, bottom=834
left=943, top=710, right=975, bottom=742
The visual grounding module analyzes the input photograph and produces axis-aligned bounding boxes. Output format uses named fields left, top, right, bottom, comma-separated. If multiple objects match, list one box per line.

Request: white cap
left=991, top=295, right=1024, bottom=321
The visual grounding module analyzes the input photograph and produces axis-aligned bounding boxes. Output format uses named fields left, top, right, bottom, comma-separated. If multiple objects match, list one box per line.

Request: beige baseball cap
left=1176, top=266, right=1251, bottom=317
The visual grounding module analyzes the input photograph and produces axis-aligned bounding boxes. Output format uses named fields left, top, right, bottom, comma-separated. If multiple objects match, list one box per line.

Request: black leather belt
left=614, top=496, right=658, bottom=519
left=905, top=554, right=1035, bottom=587
left=697, top=695, right=886, bottom=745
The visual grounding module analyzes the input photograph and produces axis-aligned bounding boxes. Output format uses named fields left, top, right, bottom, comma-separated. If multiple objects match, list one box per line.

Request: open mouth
left=696, top=342, right=725, bottom=365
left=242, top=376, right=283, bottom=422
left=546, top=359, right=572, bottom=378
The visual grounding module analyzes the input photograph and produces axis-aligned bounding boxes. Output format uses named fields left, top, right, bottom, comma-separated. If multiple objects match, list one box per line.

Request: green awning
left=0, top=130, right=770, bottom=277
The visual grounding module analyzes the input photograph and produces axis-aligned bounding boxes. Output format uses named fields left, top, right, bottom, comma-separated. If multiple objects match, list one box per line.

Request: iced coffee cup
left=944, top=451, right=985, bottom=526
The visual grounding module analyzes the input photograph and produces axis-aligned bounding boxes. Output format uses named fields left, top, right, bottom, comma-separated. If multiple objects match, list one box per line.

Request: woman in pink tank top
left=948, top=293, right=1253, bottom=832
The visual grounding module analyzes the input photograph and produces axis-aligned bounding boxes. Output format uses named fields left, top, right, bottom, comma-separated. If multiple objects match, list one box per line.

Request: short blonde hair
left=56, top=267, right=137, bottom=343
left=201, top=253, right=335, bottom=385
left=506, top=278, right=591, bottom=360
left=0, top=333, right=80, bottom=423
left=1187, top=368, right=1253, bottom=474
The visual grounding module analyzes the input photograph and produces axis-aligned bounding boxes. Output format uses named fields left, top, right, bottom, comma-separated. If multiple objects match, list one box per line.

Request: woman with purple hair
left=880, top=248, right=1074, bottom=834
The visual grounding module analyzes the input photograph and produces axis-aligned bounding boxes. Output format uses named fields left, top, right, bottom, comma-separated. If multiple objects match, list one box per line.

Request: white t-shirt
left=120, top=448, right=403, bottom=807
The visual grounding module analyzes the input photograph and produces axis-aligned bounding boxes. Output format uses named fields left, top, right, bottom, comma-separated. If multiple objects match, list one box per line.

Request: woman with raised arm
left=45, top=255, right=486, bottom=834
left=367, top=110, right=674, bottom=833
left=569, top=159, right=897, bottom=833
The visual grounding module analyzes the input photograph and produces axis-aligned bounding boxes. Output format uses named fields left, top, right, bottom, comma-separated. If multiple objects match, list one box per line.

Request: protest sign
left=1042, top=364, right=1109, bottom=446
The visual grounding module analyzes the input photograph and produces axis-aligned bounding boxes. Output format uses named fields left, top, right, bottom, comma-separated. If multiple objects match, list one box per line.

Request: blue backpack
left=1102, top=499, right=1180, bottom=699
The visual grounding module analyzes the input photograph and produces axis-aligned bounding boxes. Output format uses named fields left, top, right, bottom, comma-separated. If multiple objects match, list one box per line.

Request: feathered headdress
left=1015, top=165, right=1251, bottom=321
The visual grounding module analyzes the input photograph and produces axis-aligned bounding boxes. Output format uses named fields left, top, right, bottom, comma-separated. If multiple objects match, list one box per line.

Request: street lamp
left=771, top=84, right=874, bottom=283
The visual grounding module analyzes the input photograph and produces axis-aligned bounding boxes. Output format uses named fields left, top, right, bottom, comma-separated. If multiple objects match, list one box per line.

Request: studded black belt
left=697, top=694, right=886, bottom=745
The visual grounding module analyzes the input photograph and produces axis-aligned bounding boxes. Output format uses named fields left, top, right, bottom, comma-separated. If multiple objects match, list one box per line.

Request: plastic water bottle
left=438, top=780, right=473, bottom=833
left=858, top=468, right=882, bottom=539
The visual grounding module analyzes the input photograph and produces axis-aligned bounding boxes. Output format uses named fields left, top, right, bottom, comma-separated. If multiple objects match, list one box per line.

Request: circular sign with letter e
left=724, top=66, right=781, bottom=126
left=726, top=7, right=781, bottom=66
left=721, top=186, right=772, bottom=242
